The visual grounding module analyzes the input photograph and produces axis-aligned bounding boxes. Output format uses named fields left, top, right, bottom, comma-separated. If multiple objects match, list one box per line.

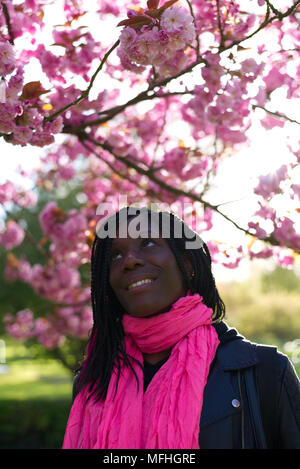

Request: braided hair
left=76, top=207, right=225, bottom=403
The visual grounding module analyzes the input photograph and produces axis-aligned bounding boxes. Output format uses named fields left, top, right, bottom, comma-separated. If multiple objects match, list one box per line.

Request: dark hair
left=76, top=207, right=225, bottom=403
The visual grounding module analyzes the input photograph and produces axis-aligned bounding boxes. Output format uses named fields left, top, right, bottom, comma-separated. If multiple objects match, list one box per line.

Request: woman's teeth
left=128, top=278, right=153, bottom=290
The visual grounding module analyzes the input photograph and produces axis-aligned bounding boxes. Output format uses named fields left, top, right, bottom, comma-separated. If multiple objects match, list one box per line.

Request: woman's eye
left=111, top=251, right=121, bottom=261
left=143, top=238, right=155, bottom=247
left=110, top=239, right=155, bottom=261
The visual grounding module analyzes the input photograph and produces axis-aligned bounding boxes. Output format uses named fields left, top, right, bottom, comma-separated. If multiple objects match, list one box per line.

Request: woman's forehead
left=111, top=226, right=163, bottom=246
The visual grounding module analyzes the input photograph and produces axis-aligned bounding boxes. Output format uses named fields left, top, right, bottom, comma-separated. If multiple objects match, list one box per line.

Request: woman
left=63, top=206, right=300, bottom=449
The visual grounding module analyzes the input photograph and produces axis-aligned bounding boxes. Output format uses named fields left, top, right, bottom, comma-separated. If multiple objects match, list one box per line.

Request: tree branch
left=62, top=1, right=300, bottom=135
left=1, top=1, right=14, bottom=45
left=79, top=132, right=281, bottom=248
left=216, top=0, right=225, bottom=50
left=253, top=104, right=300, bottom=126
left=265, top=0, right=284, bottom=19
left=220, top=0, right=300, bottom=52
left=185, top=0, right=201, bottom=58
left=62, top=58, right=206, bottom=134
left=78, top=136, right=156, bottom=196
left=44, top=39, right=120, bottom=124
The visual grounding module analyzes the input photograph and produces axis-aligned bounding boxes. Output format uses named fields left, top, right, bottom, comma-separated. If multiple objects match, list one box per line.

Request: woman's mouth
left=126, top=278, right=156, bottom=293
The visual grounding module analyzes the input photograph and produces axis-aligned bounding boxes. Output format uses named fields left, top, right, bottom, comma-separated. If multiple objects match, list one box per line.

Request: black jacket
left=72, top=321, right=300, bottom=449
left=199, top=321, right=300, bottom=448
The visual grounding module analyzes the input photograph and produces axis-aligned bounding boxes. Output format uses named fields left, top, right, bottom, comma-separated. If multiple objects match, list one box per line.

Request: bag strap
left=243, top=366, right=267, bottom=449
left=254, top=345, right=280, bottom=447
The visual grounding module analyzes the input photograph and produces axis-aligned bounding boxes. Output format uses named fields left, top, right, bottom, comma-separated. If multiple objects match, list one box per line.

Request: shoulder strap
left=243, top=366, right=267, bottom=448
left=254, top=344, right=281, bottom=447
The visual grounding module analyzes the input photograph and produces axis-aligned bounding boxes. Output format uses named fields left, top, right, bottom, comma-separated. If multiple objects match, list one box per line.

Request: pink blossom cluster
left=291, top=184, right=300, bottom=200
left=247, top=221, right=267, bottom=240
left=211, top=243, right=244, bottom=269
left=0, top=181, right=37, bottom=208
left=63, top=0, right=86, bottom=21
left=29, top=262, right=81, bottom=303
left=273, top=217, right=300, bottom=252
left=4, top=256, right=32, bottom=284
left=53, top=305, right=93, bottom=339
left=163, top=146, right=209, bottom=182
left=192, top=0, right=257, bottom=50
left=182, top=64, right=252, bottom=147
left=34, top=317, right=66, bottom=349
left=221, top=247, right=243, bottom=269
left=97, top=1, right=122, bottom=16
left=0, top=220, right=25, bottom=250
left=39, top=201, right=87, bottom=246
left=0, top=40, right=16, bottom=76
left=128, top=111, right=164, bottom=145
left=273, top=250, right=295, bottom=268
left=264, top=66, right=294, bottom=95
left=26, top=26, right=103, bottom=83
left=249, top=245, right=294, bottom=268
left=0, top=1, right=44, bottom=40
left=248, top=246, right=274, bottom=261
left=0, top=55, right=64, bottom=146
left=254, top=165, right=288, bottom=199
left=261, top=114, right=285, bottom=130
left=117, top=5, right=196, bottom=77
left=44, top=85, right=109, bottom=129
left=253, top=202, right=276, bottom=221
left=4, top=251, right=91, bottom=306
left=4, top=309, right=36, bottom=342
left=4, top=303, right=93, bottom=347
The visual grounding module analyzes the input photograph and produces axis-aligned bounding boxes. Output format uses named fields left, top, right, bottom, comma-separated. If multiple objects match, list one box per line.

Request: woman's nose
left=122, top=250, right=144, bottom=269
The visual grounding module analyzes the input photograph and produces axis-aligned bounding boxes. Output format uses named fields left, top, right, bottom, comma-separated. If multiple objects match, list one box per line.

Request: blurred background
left=1, top=0, right=300, bottom=450
left=0, top=172, right=300, bottom=449
left=1, top=220, right=299, bottom=448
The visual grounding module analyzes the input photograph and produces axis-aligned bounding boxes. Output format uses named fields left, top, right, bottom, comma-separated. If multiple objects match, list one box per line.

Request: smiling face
left=108, top=219, right=192, bottom=318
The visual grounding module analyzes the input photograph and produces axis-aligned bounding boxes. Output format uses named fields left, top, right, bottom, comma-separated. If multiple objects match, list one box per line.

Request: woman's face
left=108, top=221, right=192, bottom=318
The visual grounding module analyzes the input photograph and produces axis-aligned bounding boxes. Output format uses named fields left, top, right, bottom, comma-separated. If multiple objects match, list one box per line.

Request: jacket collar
left=213, top=321, right=259, bottom=370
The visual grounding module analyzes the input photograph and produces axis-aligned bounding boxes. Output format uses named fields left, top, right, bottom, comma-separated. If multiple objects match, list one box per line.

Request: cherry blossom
left=0, top=40, right=16, bottom=76
left=273, top=217, right=300, bottom=251
left=4, top=309, right=35, bottom=341
left=0, top=220, right=25, bottom=250
left=254, top=165, right=288, bottom=199
left=117, top=3, right=195, bottom=78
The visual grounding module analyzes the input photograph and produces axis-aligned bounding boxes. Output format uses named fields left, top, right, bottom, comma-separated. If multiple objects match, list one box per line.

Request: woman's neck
left=143, top=347, right=172, bottom=365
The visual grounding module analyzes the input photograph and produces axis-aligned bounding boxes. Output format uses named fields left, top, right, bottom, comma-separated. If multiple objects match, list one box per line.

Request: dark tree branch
left=216, top=0, right=225, bottom=50
left=219, top=0, right=300, bottom=53
left=44, top=39, right=120, bottom=124
left=61, top=1, right=300, bottom=135
left=185, top=0, right=201, bottom=58
left=66, top=58, right=206, bottom=132
left=253, top=104, right=300, bottom=126
left=79, top=132, right=281, bottom=248
left=1, top=2, right=14, bottom=45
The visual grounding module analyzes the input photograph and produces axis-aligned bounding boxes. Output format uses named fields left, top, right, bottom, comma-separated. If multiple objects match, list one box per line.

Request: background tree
left=0, top=0, right=299, bottom=368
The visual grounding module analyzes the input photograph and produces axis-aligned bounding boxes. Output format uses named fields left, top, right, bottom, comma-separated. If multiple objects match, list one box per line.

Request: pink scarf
left=62, top=293, right=219, bottom=449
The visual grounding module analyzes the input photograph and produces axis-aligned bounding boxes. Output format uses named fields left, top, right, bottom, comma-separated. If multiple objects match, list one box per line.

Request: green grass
left=0, top=336, right=73, bottom=448
left=0, top=336, right=73, bottom=400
